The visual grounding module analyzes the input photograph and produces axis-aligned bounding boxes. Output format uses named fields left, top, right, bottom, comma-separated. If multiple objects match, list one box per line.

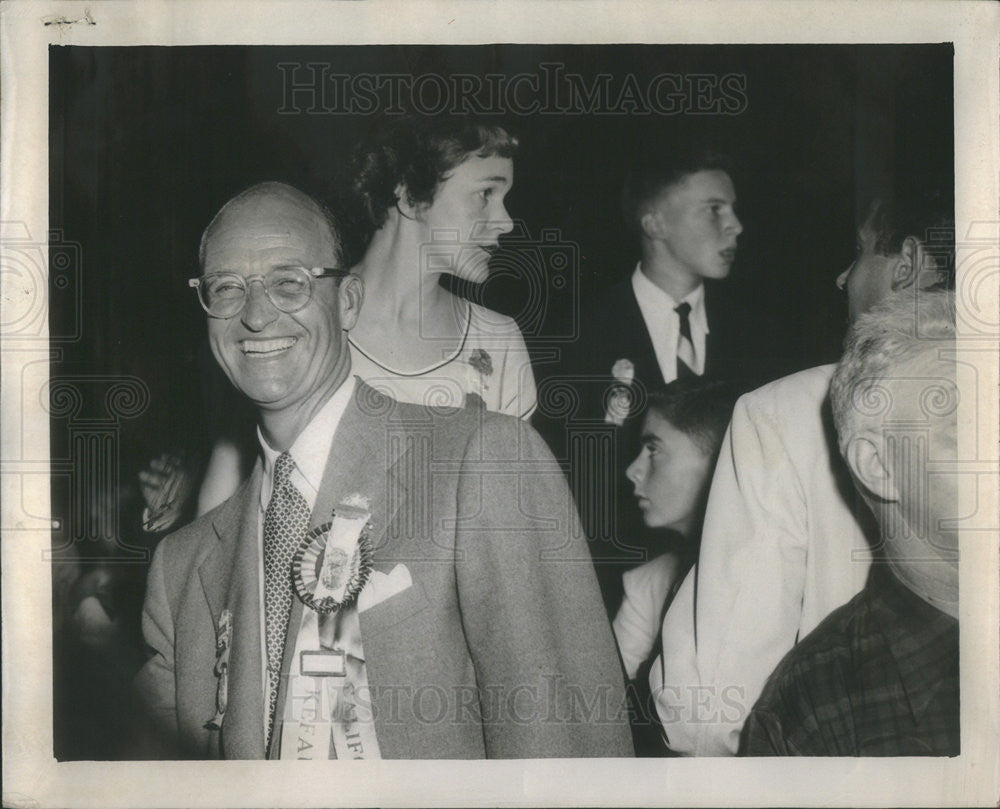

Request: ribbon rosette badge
left=206, top=608, right=233, bottom=730
left=292, top=494, right=374, bottom=614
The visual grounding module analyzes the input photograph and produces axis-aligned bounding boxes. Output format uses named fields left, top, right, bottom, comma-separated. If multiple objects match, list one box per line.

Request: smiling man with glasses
left=133, top=181, right=633, bottom=761
left=191, top=262, right=353, bottom=440
left=191, top=186, right=361, bottom=446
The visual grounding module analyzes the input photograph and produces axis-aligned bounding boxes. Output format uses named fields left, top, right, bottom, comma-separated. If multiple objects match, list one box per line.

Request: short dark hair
left=645, top=377, right=739, bottom=458
left=865, top=185, right=955, bottom=288
left=348, top=115, right=519, bottom=239
left=621, top=147, right=733, bottom=235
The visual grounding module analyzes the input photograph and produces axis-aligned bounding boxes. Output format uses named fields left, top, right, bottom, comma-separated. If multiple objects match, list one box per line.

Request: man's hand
left=139, top=452, right=197, bottom=533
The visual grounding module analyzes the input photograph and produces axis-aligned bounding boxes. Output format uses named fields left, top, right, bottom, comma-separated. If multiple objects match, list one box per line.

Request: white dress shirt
left=256, top=375, right=356, bottom=730
left=631, top=265, right=709, bottom=381
left=612, top=552, right=684, bottom=680
left=651, top=365, right=875, bottom=755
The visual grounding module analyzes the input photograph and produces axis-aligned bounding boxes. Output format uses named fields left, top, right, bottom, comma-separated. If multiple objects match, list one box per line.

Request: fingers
left=139, top=452, right=185, bottom=511
left=139, top=450, right=194, bottom=532
left=139, top=469, right=167, bottom=489
left=147, top=453, right=183, bottom=475
left=144, top=511, right=177, bottom=533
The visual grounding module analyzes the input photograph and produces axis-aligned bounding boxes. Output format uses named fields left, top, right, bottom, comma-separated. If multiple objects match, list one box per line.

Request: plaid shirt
left=740, top=563, right=959, bottom=756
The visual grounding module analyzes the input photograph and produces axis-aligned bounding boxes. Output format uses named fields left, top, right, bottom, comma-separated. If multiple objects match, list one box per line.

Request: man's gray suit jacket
left=135, top=381, right=634, bottom=759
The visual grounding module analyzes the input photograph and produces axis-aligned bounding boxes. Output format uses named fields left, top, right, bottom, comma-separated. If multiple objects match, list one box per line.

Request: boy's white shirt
left=632, top=265, right=708, bottom=380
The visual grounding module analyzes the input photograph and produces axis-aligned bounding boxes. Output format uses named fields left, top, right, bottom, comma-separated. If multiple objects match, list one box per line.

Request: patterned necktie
left=262, top=451, right=310, bottom=749
left=675, top=302, right=697, bottom=378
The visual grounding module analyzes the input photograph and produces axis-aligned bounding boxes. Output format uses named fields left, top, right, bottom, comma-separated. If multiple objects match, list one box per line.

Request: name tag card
left=300, top=649, right=346, bottom=677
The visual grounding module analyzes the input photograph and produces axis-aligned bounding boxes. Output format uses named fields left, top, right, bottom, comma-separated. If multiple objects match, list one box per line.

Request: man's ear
left=640, top=209, right=661, bottom=240
left=338, top=273, right=365, bottom=331
left=890, top=235, right=921, bottom=291
left=845, top=434, right=899, bottom=503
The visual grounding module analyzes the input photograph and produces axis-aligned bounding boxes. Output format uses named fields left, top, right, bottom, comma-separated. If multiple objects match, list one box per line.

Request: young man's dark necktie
left=675, top=302, right=697, bottom=378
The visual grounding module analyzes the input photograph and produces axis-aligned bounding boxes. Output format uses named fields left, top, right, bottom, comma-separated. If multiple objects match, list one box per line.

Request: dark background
left=47, top=44, right=953, bottom=759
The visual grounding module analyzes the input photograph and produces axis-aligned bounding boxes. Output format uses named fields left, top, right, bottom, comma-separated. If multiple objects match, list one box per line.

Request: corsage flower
left=467, top=348, right=494, bottom=404
left=605, top=358, right=635, bottom=426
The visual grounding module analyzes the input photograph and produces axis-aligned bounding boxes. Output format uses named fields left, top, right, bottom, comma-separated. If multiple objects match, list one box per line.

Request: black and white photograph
left=2, top=2, right=998, bottom=807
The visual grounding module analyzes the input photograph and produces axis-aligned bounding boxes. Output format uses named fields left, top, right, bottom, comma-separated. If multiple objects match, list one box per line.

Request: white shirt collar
left=258, top=375, right=357, bottom=510
left=632, top=263, right=710, bottom=334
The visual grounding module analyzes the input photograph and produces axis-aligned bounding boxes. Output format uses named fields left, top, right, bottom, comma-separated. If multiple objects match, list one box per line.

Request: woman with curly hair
left=345, top=115, right=537, bottom=418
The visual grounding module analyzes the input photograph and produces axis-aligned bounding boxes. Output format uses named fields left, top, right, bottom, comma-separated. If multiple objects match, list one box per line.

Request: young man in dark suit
left=605, top=152, right=744, bottom=391
left=553, top=151, right=748, bottom=614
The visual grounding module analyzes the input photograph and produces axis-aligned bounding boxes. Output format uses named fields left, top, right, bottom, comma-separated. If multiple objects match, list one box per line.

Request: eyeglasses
left=188, top=265, right=349, bottom=318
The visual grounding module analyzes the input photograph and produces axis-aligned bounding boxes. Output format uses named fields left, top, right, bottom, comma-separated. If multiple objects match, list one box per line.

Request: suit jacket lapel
left=306, top=383, right=408, bottom=565
left=704, top=284, right=719, bottom=377
left=199, top=464, right=266, bottom=759
left=619, top=281, right=665, bottom=395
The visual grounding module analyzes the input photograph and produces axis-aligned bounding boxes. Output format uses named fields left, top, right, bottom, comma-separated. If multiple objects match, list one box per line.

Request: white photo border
left=2, top=1, right=998, bottom=807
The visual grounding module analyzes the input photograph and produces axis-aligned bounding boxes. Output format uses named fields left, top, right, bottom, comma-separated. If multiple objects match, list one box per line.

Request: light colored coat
left=653, top=365, right=876, bottom=755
